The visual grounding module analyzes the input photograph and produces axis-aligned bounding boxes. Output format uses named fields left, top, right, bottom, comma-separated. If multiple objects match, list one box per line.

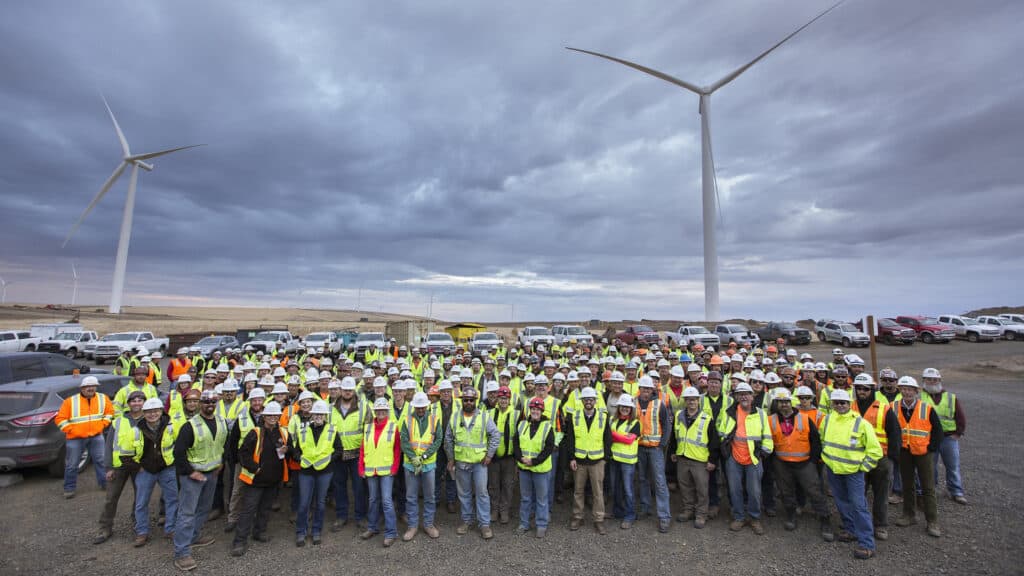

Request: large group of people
left=55, top=334, right=968, bottom=570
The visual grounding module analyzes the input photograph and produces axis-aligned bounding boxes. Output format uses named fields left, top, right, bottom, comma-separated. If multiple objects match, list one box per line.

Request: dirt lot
left=1, top=340, right=1021, bottom=575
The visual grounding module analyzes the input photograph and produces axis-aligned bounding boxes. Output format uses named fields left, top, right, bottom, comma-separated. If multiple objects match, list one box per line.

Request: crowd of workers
left=55, top=335, right=967, bottom=570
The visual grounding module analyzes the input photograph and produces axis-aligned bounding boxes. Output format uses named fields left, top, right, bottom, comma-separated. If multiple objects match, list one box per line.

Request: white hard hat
left=362, top=369, right=375, bottom=379
left=610, top=371, right=625, bottom=382
left=830, top=389, right=851, bottom=402
left=273, top=367, right=287, bottom=377
left=175, top=374, right=192, bottom=384
left=897, top=376, right=919, bottom=389
left=847, top=354, right=865, bottom=366
left=217, top=364, right=230, bottom=373
left=437, top=380, right=454, bottom=391
left=259, top=362, right=271, bottom=370
left=616, top=395, right=635, bottom=408
left=262, top=401, right=283, bottom=416
left=177, top=347, right=190, bottom=355
left=311, top=400, right=330, bottom=415
left=732, top=383, right=754, bottom=394
left=682, top=387, right=701, bottom=399
left=139, top=356, right=151, bottom=363
left=319, top=370, right=332, bottom=379
left=80, top=375, right=100, bottom=388
left=460, top=368, right=473, bottom=378
left=552, top=373, right=565, bottom=382
left=259, top=375, right=275, bottom=387
left=248, top=388, right=266, bottom=399
left=411, top=392, right=430, bottom=408
left=136, top=347, right=150, bottom=356
left=567, top=371, right=579, bottom=381
left=287, top=375, right=301, bottom=385
left=328, top=379, right=342, bottom=390
left=387, top=367, right=399, bottom=376
left=814, top=362, right=828, bottom=371
left=297, top=391, right=317, bottom=402
left=656, top=358, right=670, bottom=368
left=152, top=351, right=163, bottom=359
left=795, top=386, right=815, bottom=397
left=832, top=348, right=844, bottom=355
left=638, top=376, right=655, bottom=389
left=786, top=348, right=797, bottom=357
left=221, top=379, right=240, bottom=392
left=534, top=375, right=549, bottom=386
left=764, top=372, right=781, bottom=385
left=484, top=381, right=499, bottom=393
left=304, top=368, right=318, bottom=380
left=749, top=370, right=765, bottom=381
left=773, top=388, right=792, bottom=402
left=670, top=366, right=686, bottom=378
left=731, top=372, right=747, bottom=383
left=244, top=373, right=258, bottom=383
left=577, top=366, right=592, bottom=375
left=268, top=382, right=286, bottom=395
left=214, top=384, right=223, bottom=395
left=340, top=377, right=357, bottom=391
left=321, top=357, right=333, bottom=366
left=922, top=367, right=941, bottom=379
left=393, top=379, right=411, bottom=391
left=579, top=386, right=598, bottom=399
left=424, top=369, right=436, bottom=378
left=373, top=376, right=387, bottom=388
left=142, top=398, right=163, bottom=411
left=853, top=373, right=876, bottom=387
left=686, top=363, right=702, bottom=373
left=373, top=398, right=390, bottom=411
left=730, top=354, right=743, bottom=363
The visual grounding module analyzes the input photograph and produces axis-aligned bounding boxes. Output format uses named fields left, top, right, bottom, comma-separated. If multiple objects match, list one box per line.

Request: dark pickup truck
left=756, top=322, right=812, bottom=346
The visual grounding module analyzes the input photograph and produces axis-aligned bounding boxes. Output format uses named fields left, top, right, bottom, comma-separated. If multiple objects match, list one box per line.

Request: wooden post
left=866, top=314, right=879, bottom=377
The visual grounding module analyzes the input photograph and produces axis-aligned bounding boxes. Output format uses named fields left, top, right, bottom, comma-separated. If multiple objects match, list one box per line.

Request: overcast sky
left=1, top=0, right=1021, bottom=323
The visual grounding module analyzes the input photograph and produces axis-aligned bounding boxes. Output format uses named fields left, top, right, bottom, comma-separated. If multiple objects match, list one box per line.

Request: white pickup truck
left=92, top=331, right=169, bottom=364
left=246, top=330, right=300, bottom=354
left=303, top=332, right=342, bottom=354
left=664, top=325, right=721, bottom=348
left=0, top=330, right=44, bottom=353
left=36, top=330, right=99, bottom=358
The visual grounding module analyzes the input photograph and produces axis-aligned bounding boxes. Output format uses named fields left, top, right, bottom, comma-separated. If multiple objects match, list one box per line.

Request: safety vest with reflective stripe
left=235, top=408, right=260, bottom=448
left=299, top=424, right=337, bottom=471
left=161, top=412, right=189, bottom=465
left=187, top=414, right=227, bottom=472
left=674, top=410, right=712, bottom=463
left=58, top=393, right=112, bottom=436
left=516, top=420, right=552, bottom=473
left=405, top=411, right=439, bottom=465
left=610, top=418, right=638, bottom=464
left=638, top=398, right=663, bottom=447
left=572, top=410, right=607, bottom=461
left=216, top=397, right=244, bottom=426
left=332, top=400, right=366, bottom=451
left=819, top=411, right=882, bottom=474
left=113, top=382, right=158, bottom=414
left=111, top=415, right=142, bottom=468
left=451, top=410, right=490, bottom=464
left=491, top=407, right=519, bottom=458
left=363, top=420, right=396, bottom=476
left=852, top=399, right=889, bottom=454
left=238, top=426, right=289, bottom=484
left=146, top=363, right=162, bottom=386
left=895, top=400, right=934, bottom=456
left=922, top=391, right=957, bottom=433
left=701, top=394, right=734, bottom=436
left=720, top=407, right=773, bottom=466
left=769, top=412, right=812, bottom=463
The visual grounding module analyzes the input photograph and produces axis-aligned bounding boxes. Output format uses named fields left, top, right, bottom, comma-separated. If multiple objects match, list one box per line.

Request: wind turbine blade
left=566, top=47, right=704, bottom=95
left=72, top=262, right=78, bottom=279
left=708, top=0, right=844, bottom=93
left=128, top=143, right=205, bottom=162
left=62, top=162, right=127, bottom=247
left=102, top=95, right=131, bottom=157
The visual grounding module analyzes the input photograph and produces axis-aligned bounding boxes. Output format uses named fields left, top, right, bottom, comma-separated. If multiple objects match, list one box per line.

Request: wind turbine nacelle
left=135, top=160, right=154, bottom=171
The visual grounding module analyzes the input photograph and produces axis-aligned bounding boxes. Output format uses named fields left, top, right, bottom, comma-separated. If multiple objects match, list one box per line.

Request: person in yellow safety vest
left=114, top=365, right=159, bottom=414
left=328, top=377, right=367, bottom=531
left=622, top=363, right=640, bottom=397
left=222, top=388, right=267, bottom=532
left=635, top=376, right=672, bottom=533
left=216, top=379, right=244, bottom=427
left=565, top=386, right=610, bottom=534
left=363, top=344, right=383, bottom=365
left=444, top=386, right=500, bottom=540
left=166, top=375, right=194, bottom=419
left=95, top=391, right=146, bottom=544
left=400, top=391, right=443, bottom=541
left=114, top=349, right=134, bottom=376
left=919, top=367, right=967, bottom=506
left=851, top=373, right=902, bottom=542
left=530, top=375, right=564, bottom=510
left=608, top=394, right=640, bottom=529
left=514, top=396, right=555, bottom=538
left=55, top=375, right=114, bottom=499
left=819, top=365, right=850, bottom=414
left=391, top=380, right=412, bottom=425
left=720, top=382, right=773, bottom=536
left=171, top=390, right=227, bottom=571
left=291, top=400, right=341, bottom=547
left=893, top=376, right=944, bottom=538
left=670, top=387, right=721, bottom=529
left=143, top=352, right=163, bottom=387
left=486, top=386, right=519, bottom=526
left=819, top=388, right=883, bottom=560
left=662, top=365, right=688, bottom=413
left=131, top=397, right=178, bottom=547
left=359, top=398, right=401, bottom=547
left=230, top=400, right=287, bottom=557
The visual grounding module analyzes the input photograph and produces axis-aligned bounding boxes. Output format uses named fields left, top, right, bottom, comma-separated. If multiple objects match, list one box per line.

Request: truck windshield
left=54, top=333, right=83, bottom=341
left=103, top=333, right=137, bottom=341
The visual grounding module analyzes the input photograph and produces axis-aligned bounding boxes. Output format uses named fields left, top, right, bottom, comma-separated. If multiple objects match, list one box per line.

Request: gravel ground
left=1, top=341, right=1021, bottom=575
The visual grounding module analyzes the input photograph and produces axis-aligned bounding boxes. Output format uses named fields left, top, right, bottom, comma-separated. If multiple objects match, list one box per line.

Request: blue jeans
left=174, top=473, right=218, bottom=559
left=64, top=435, right=106, bottom=492
left=725, top=456, right=763, bottom=521
left=827, top=469, right=875, bottom=551
left=434, top=449, right=457, bottom=505
left=934, top=435, right=964, bottom=497
left=134, top=467, right=178, bottom=536
left=367, top=475, right=397, bottom=538
left=609, top=460, right=636, bottom=521
left=405, top=468, right=436, bottom=528
left=518, top=469, right=551, bottom=529
left=332, top=458, right=366, bottom=521
left=455, top=462, right=491, bottom=527
left=296, top=471, right=333, bottom=538
left=637, top=447, right=671, bottom=521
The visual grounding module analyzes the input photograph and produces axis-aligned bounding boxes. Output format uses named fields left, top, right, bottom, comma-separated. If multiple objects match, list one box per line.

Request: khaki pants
left=572, top=460, right=605, bottom=522
left=676, top=457, right=709, bottom=519
left=487, top=457, right=517, bottom=520
left=226, top=463, right=245, bottom=524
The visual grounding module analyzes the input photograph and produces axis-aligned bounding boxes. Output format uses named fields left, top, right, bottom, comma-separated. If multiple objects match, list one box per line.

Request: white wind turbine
left=568, top=1, right=843, bottom=321
left=71, top=262, right=79, bottom=307
left=0, top=276, right=10, bottom=305
left=63, top=97, right=203, bottom=314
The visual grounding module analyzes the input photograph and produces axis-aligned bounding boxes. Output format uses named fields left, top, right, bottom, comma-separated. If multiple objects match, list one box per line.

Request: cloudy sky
left=1, top=0, right=1021, bottom=323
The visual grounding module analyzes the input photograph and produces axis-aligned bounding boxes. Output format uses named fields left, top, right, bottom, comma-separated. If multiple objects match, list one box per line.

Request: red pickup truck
left=615, top=325, right=661, bottom=346
left=894, top=316, right=955, bottom=344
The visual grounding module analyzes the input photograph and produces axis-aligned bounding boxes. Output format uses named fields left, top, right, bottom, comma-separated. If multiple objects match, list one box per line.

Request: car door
left=9, top=356, right=47, bottom=381
left=43, top=355, right=85, bottom=377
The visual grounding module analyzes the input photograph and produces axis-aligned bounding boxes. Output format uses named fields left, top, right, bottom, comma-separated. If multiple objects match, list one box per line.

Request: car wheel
left=817, top=332, right=826, bottom=342
left=1007, top=331, right=1017, bottom=341
left=48, top=445, right=90, bottom=478
left=922, top=332, right=935, bottom=344
left=842, top=337, right=851, bottom=347
left=65, top=348, right=78, bottom=359
left=967, top=332, right=979, bottom=343
left=883, top=334, right=894, bottom=345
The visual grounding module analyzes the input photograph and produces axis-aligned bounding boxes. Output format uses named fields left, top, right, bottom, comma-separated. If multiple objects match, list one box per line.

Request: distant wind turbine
left=71, top=262, right=79, bottom=306
left=567, top=1, right=844, bottom=321
left=0, top=276, right=11, bottom=305
left=62, top=96, right=203, bottom=314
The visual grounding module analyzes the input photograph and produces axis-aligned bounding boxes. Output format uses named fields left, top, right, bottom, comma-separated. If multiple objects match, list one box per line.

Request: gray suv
left=818, top=322, right=871, bottom=348
left=0, top=353, right=125, bottom=476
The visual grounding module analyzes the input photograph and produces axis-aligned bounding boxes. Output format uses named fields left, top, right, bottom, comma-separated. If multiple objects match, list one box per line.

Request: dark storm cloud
left=1, top=0, right=1021, bottom=321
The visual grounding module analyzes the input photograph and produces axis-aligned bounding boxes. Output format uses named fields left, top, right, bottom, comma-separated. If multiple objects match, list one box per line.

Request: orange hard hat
left=709, top=356, right=724, bottom=366
left=693, top=344, right=705, bottom=352
left=766, top=345, right=778, bottom=353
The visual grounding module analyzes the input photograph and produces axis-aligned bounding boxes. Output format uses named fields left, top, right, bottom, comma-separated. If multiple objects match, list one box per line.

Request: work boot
left=620, top=520, right=633, bottom=530
left=383, top=537, right=395, bottom=548
left=403, top=527, right=417, bottom=542
left=64, top=491, right=75, bottom=499
left=456, top=523, right=469, bottom=535
left=230, top=543, right=246, bottom=557
left=658, top=519, right=670, bottom=533
left=676, top=511, right=694, bottom=523
left=783, top=509, right=797, bottom=531
left=536, top=527, right=546, bottom=539
left=359, top=529, right=377, bottom=540
left=192, top=535, right=215, bottom=548
left=820, top=517, right=835, bottom=542
left=174, top=556, right=197, bottom=571
left=480, top=525, right=494, bottom=540
left=92, top=530, right=111, bottom=545
left=888, top=493, right=903, bottom=505
left=750, top=520, right=765, bottom=535
left=707, top=505, right=719, bottom=519
left=853, top=548, right=875, bottom=560
left=953, top=495, right=968, bottom=505
left=875, top=527, right=889, bottom=541
left=895, top=515, right=917, bottom=527
left=499, top=511, right=509, bottom=524
left=927, top=522, right=942, bottom=538
left=253, top=533, right=270, bottom=543
left=295, top=537, right=306, bottom=548
left=595, top=521, right=607, bottom=535
left=729, top=519, right=745, bottom=532
left=331, top=519, right=347, bottom=532
left=693, top=517, right=706, bottom=530
left=515, top=525, right=529, bottom=536
left=312, top=534, right=322, bottom=545
left=207, top=509, right=222, bottom=521
left=224, top=522, right=236, bottom=533
left=569, top=518, right=582, bottom=531
left=133, top=534, right=149, bottom=548
left=424, top=525, right=440, bottom=538
left=271, top=501, right=281, bottom=511
left=838, top=529, right=856, bottom=542
left=764, top=507, right=777, bottom=518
